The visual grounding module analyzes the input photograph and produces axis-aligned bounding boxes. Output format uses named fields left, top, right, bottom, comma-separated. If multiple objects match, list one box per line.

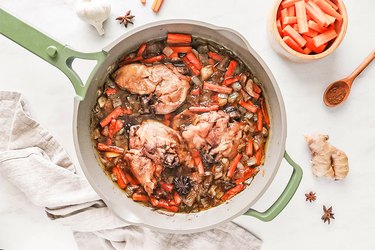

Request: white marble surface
left=0, top=0, right=375, bottom=249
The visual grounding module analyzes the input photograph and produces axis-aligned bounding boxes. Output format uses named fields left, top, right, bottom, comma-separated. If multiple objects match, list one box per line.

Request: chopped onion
left=262, top=127, right=268, bottom=137
left=244, top=112, right=254, bottom=120
left=247, top=157, right=257, bottom=166
left=228, top=92, right=239, bottom=103
left=231, top=82, right=242, bottom=92
left=201, top=65, right=214, bottom=81
left=98, top=96, right=107, bottom=108
left=162, top=46, right=174, bottom=57
left=240, top=74, right=247, bottom=84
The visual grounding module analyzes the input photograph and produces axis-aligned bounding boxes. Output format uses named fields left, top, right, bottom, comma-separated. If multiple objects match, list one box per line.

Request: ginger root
left=305, top=134, right=349, bottom=180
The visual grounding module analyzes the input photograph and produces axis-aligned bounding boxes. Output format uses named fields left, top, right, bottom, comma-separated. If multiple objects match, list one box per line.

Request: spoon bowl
left=323, top=50, right=375, bottom=107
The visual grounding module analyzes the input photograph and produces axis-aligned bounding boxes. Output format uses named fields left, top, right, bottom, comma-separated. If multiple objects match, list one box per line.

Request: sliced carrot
left=283, top=16, right=297, bottom=26
left=159, top=181, right=174, bottom=192
left=303, top=35, right=327, bottom=53
left=283, top=36, right=304, bottom=54
left=170, top=46, right=192, bottom=53
left=186, top=52, right=202, bottom=70
left=305, top=2, right=328, bottom=27
left=295, top=1, right=309, bottom=34
left=261, top=99, right=270, bottom=127
left=113, top=167, right=126, bottom=189
left=137, top=43, right=147, bottom=57
left=207, top=51, right=223, bottom=61
left=173, top=192, right=182, bottom=205
left=303, top=28, right=319, bottom=37
left=308, top=20, right=328, bottom=33
left=125, top=172, right=139, bottom=185
left=282, top=25, right=307, bottom=47
left=222, top=75, right=241, bottom=86
left=323, top=0, right=338, bottom=10
left=287, top=5, right=295, bottom=16
left=132, top=193, right=149, bottom=202
left=203, top=82, right=233, bottom=94
left=315, top=0, right=342, bottom=21
left=100, top=107, right=124, bottom=128
left=276, top=18, right=283, bottom=35
left=280, top=8, right=289, bottom=28
left=168, top=52, right=179, bottom=59
left=108, top=119, right=124, bottom=138
left=312, top=28, right=337, bottom=47
left=151, top=0, right=164, bottom=13
left=225, top=60, right=237, bottom=79
left=105, top=88, right=117, bottom=96
left=255, top=148, right=263, bottom=166
left=281, top=0, right=301, bottom=8
left=192, top=149, right=205, bottom=175
left=167, top=33, right=192, bottom=44
left=303, top=47, right=312, bottom=54
left=227, top=153, right=243, bottom=178
left=246, top=138, right=254, bottom=157
left=252, top=83, right=262, bottom=94
left=325, top=14, right=336, bottom=25
left=142, top=55, right=165, bottom=64
left=221, top=184, right=245, bottom=201
left=189, top=105, right=219, bottom=113
left=239, top=100, right=258, bottom=113
left=235, top=168, right=257, bottom=185
left=120, top=55, right=143, bottom=65
left=257, top=109, right=263, bottom=132
left=182, top=56, right=200, bottom=76
left=308, top=1, right=330, bottom=27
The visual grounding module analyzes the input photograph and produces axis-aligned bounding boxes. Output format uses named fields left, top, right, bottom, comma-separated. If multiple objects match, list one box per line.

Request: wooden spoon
left=323, top=49, right=375, bottom=107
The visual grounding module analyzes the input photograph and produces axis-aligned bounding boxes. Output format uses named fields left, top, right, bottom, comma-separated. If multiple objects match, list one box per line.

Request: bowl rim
left=271, top=0, right=348, bottom=60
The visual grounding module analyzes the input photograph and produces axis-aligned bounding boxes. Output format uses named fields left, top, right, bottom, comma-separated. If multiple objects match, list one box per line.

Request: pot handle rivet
left=46, top=46, right=58, bottom=58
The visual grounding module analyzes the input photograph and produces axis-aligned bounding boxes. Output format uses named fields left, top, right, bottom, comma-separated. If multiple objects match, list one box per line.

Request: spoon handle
left=347, top=49, right=375, bottom=84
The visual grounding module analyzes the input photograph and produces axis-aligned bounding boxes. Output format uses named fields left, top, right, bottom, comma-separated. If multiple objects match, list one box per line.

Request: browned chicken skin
left=125, top=120, right=190, bottom=195
left=113, top=63, right=190, bottom=114
left=181, top=111, right=243, bottom=160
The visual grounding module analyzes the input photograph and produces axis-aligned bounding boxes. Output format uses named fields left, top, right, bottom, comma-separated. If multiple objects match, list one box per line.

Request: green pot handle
left=244, top=151, right=303, bottom=221
left=0, top=8, right=106, bottom=99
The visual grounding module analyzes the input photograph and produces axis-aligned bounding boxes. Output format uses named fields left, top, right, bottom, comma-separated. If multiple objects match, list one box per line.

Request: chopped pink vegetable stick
left=305, top=2, right=327, bottom=27
left=280, top=8, right=289, bottom=26
left=283, top=16, right=298, bottom=25
left=295, top=1, right=309, bottom=34
left=283, top=25, right=307, bottom=47
left=283, top=36, right=305, bottom=53
left=287, top=6, right=295, bottom=16
left=312, top=28, right=337, bottom=47
left=281, top=0, right=301, bottom=8
left=308, top=1, right=330, bottom=27
left=315, top=0, right=343, bottom=21
left=308, top=20, right=328, bottom=33
left=325, top=14, right=336, bottom=25
left=323, top=0, right=338, bottom=10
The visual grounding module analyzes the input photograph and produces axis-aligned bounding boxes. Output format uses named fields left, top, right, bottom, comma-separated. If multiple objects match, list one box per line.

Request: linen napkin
left=0, top=91, right=262, bottom=250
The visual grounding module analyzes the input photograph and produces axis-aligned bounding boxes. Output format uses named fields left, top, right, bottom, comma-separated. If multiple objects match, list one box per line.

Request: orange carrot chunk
left=308, top=20, right=328, bottom=33
left=113, top=167, right=126, bottom=189
left=170, top=46, right=192, bottom=53
left=203, top=82, right=233, bottom=94
left=303, top=28, right=319, bottom=38
left=142, top=55, right=165, bottom=64
left=257, top=109, right=263, bottom=132
left=186, top=52, right=202, bottom=70
left=235, top=168, right=257, bottom=185
left=221, top=184, right=245, bottom=201
left=308, top=1, right=330, bottom=27
left=303, top=35, right=328, bottom=53
left=100, top=106, right=124, bottom=127
left=227, top=153, right=243, bottom=178
left=261, top=99, right=270, bottom=127
left=323, top=0, right=338, bottom=10
left=305, top=2, right=328, bottom=27
left=167, top=33, right=192, bottom=44
left=132, top=193, right=149, bottom=202
left=222, top=75, right=241, bottom=86
left=282, top=25, right=307, bottom=47
left=189, top=105, right=219, bottom=113
left=239, top=100, right=258, bottom=113
left=276, top=18, right=283, bottom=35
left=315, top=0, right=342, bottom=21
left=246, top=138, right=254, bottom=157
left=324, top=14, right=336, bottom=25
left=207, top=51, right=223, bottom=61
left=192, top=149, right=205, bottom=175
left=225, top=60, right=237, bottom=79
left=280, top=8, right=289, bottom=28
left=283, top=36, right=305, bottom=54
left=281, top=0, right=301, bottom=8
left=295, top=1, right=308, bottom=34
left=312, top=28, right=337, bottom=47
left=287, top=5, right=295, bottom=16
left=283, top=16, right=298, bottom=26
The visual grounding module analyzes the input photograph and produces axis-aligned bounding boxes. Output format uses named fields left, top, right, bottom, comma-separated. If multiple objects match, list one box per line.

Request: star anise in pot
left=116, top=10, right=135, bottom=28
left=305, top=191, right=316, bottom=202
left=321, top=205, right=335, bottom=224
left=174, top=176, right=192, bottom=195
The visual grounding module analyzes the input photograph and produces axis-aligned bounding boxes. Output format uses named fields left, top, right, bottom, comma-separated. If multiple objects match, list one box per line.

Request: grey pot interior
left=73, top=20, right=287, bottom=233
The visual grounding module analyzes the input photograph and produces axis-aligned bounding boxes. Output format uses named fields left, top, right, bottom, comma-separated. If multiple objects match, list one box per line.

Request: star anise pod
left=305, top=191, right=316, bottom=202
left=173, top=176, right=192, bottom=195
left=321, top=205, right=335, bottom=224
left=116, top=10, right=135, bottom=28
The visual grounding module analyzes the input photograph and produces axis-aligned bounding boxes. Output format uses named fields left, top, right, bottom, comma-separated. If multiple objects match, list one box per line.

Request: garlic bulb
left=75, top=0, right=111, bottom=36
